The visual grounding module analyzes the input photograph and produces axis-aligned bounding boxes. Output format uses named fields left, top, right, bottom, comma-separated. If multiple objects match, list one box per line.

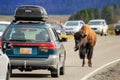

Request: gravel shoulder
left=87, top=61, right=120, bottom=80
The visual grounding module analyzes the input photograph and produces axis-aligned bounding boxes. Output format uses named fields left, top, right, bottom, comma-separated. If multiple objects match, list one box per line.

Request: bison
left=74, top=24, right=97, bottom=67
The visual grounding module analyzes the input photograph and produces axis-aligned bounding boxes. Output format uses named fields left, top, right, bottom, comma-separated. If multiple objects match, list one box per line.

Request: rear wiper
left=24, top=39, right=34, bottom=42
left=9, top=39, right=33, bottom=42
left=9, top=39, right=27, bottom=42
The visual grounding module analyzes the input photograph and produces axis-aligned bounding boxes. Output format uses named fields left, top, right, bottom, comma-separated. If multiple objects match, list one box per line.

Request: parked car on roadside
left=63, top=20, right=85, bottom=34
left=50, top=23, right=67, bottom=41
left=88, top=19, right=108, bottom=36
left=0, top=49, right=10, bottom=80
left=1, top=5, right=66, bottom=78
left=0, top=21, right=10, bottom=39
left=114, top=21, right=120, bottom=35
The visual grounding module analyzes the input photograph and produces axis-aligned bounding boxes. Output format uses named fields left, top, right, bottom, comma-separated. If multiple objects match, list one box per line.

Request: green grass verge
left=108, top=24, right=115, bottom=35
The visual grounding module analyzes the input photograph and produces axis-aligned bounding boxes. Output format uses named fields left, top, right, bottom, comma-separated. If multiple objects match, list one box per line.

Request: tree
left=84, top=9, right=89, bottom=23
left=94, top=8, right=101, bottom=19
left=102, top=5, right=116, bottom=24
left=113, top=4, right=120, bottom=16
left=88, top=8, right=95, bottom=19
left=69, top=4, right=118, bottom=24
left=69, top=9, right=89, bottom=23
left=78, top=10, right=88, bottom=23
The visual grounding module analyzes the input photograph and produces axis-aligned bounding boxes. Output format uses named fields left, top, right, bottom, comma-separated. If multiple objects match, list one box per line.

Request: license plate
left=20, top=48, right=32, bottom=54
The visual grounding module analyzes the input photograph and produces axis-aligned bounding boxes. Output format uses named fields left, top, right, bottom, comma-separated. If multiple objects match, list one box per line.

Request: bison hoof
left=88, top=63, right=92, bottom=67
left=82, top=64, right=85, bottom=67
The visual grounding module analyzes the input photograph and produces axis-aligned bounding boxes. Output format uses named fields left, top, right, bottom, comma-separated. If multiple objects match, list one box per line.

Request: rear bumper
left=93, top=30, right=101, bottom=34
left=91, top=28, right=102, bottom=34
left=10, top=54, right=59, bottom=70
left=115, top=29, right=120, bottom=32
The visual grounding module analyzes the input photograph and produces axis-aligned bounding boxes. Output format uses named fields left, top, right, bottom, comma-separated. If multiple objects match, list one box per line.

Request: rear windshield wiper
left=8, top=39, right=34, bottom=42
left=9, top=39, right=27, bottom=42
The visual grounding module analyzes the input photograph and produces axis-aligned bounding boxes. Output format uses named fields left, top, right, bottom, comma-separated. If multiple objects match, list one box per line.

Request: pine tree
left=94, top=8, right=101, bottom=19
left=102, top=5, right=115, bottom=24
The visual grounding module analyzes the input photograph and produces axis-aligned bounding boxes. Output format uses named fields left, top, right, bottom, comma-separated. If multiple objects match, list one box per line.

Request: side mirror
left=2, top=42, right=12, bottom=53
left=103, top=24, right=105, bottom=26
left=56, top=30, right=61, bottom=34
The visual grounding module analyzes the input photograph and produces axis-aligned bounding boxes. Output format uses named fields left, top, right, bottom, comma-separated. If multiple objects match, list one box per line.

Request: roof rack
left=14, top=5, right=48, bottom=22
left=11, top=20, right=47, bottom=24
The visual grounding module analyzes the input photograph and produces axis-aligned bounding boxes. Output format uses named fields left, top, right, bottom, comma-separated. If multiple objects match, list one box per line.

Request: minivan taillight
left=39, top=42, right=56, bottom=50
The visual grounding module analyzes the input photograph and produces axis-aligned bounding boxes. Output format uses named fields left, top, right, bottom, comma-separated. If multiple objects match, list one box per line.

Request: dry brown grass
left=0, top=15, right=14, bottom=21
left=48, top=15, right=70, bottom=23
left=0, top=15, right=70, bottom=23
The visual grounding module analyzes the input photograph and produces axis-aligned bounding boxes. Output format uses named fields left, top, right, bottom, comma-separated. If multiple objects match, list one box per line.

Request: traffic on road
left=0, top=4, right=120, bottom=80
left=9, top=36, right=120, bottom=80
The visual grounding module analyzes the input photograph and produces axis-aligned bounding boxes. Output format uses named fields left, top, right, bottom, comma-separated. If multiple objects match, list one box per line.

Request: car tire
left=104, top=32, right=107, bottom=36
left=104, top=34, right=107, bottom=36
left=10, top=68, right=12, bottom=77
left=100, top=30, right=104, bottom=36
left=60, top=65, right=65, bottom=75
left=65, top=38, right=68, bottom=42
left=63, top=38, right=68, bottom=42
left=51, top=67, right=60, bottom=77
left=115, top=32, right=119, bottom=35
left=6, top=67, right=10, bottom=80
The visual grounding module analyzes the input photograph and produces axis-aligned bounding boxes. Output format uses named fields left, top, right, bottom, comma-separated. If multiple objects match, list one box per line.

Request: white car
left=88, top=19, right=108, bottom=36
left=64, top=20, right=85, bottom=34
left=0, top=21, right=10, bottom=39
left=0, top=49, right=10, bottom=80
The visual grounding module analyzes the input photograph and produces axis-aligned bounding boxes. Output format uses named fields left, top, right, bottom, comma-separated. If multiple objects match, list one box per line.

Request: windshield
left=65, top=21, right=79, bottom=26
left=3, top=26, right=50, bottom=42
left=88, top=21, right=102, bottom=25
left=51, top=23, right=62, bottom=30
left=0, top=24, right=9, bottom=32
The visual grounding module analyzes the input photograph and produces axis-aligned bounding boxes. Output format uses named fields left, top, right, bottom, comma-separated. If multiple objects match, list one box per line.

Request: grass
left=66, top=35, right=74, bottom=40
left=107, top=24, right=115, bottom=35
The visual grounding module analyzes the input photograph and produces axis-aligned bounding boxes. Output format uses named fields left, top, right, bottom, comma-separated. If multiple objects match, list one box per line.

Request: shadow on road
left=11, top=73, right=51, bottom=78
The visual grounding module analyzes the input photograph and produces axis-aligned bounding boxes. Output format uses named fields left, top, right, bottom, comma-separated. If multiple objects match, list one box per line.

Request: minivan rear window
left=88, top=21, right=102, bottom=25
left=65, top=21, right=79, bottom=26
left=3, top=26, right=50, bottom=42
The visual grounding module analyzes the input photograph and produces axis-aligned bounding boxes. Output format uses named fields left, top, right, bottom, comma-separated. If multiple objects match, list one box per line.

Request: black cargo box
left=14, top=5, right=48, bottom=21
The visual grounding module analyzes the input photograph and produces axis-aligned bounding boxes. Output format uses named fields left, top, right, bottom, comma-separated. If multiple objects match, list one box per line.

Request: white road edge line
left=81, top=59, right=120, bottom=80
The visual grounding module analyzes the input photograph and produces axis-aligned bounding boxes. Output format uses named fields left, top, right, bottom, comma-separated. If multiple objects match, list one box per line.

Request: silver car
left=0, top=49, right=10, bottom=80
left=0, top=21, right=10, bottom=39
left=64, top=20, right=85, bottom=34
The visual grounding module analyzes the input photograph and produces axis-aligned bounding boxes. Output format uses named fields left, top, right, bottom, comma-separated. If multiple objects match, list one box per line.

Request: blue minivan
left=1, top=5, right=66, bottom=78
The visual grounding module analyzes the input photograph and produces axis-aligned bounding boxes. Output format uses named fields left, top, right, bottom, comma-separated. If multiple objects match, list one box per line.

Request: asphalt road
left=10, top=36, right=120, bottom=80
